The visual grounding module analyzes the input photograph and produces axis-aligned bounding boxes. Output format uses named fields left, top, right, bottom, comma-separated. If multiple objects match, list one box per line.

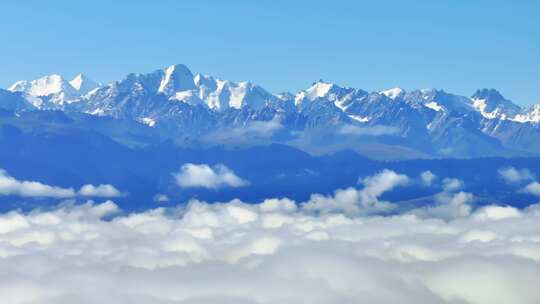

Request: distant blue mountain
left=1, top=117, right=540, bottom=212
left=2, top=65, right=540, bottom=211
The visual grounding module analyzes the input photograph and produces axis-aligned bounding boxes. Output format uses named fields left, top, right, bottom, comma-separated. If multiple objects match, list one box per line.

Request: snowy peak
left=472, top=88, right=506, bottom=102
left=212, top=80, right=270, bottom=110
left=294, top=80, right=337, bottom=106
left=513, top=104, right=540, bottom=123
left=9, top=74, right=75, bottom=97
left=158, top=64, right=196, bottom=95
left=192, top=72, right=276, bottom=111
left=8, top=73, right=102, bottom=107
left=69, top=73, right=100, bottom=95
left=193, top=73, right=219, bottom=101
left=69, top=74, right=85, bottom=90
left=400, top=89, right=474, bottom=114
left=194, top=73, right=217, bottom=91
left=4, top=64, right=540, bottom=129
left=5, top=63, right=540, bottom=159
left=294, top=81, right=372, bottom=112
left=7, top=72, right=106, bottom=110
left=303, top=80, right=335, bottom=100
left=379, top=87, right=405, bottom=100
left=7, top=80, right=27, bottom=92
left=471, top=88, right=521, bottom=119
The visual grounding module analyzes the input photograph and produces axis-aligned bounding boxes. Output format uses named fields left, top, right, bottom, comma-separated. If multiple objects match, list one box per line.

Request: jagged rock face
left=0, top=89, right=37, bottom=112
left=3, top=64, right=540, bottom=158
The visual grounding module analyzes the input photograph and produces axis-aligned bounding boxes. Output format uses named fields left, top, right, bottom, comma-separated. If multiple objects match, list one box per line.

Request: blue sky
left=2, top=0, right=539, bottom=105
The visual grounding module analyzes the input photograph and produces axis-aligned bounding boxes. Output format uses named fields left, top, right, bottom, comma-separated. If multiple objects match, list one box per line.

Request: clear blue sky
left=2, top=0, right=539, bottom=105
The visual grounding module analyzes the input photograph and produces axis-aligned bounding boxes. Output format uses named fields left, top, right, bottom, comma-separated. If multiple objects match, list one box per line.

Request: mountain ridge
left=6, top=64, right=538, bottom=120
left=3, top=63, right=540, bottom=159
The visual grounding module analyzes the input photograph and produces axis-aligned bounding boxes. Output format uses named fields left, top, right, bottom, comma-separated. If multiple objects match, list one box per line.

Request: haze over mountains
left=2, top=63, right=540, bottom=159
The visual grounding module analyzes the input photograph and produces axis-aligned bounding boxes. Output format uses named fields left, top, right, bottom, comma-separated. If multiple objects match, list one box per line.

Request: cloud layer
left=174, top=163, right=249, bottom=189
left=0, top=169, right=123, bottom=198
left=78, top=184, right=124, bottom=197
left=1, top=196, right=539, bottom=304
left=304, top=169, right=409, bottom=215
left=523, top=182, right=540, bottom=197
left=1, top=168, right=540, bottom=303
left=497, top=167, right=540, bottom=198
left=338, top=124, right=399, bottom=136
left=499, top=167, right=534, bottom=184
left=0, top=169, right=75, bottom=198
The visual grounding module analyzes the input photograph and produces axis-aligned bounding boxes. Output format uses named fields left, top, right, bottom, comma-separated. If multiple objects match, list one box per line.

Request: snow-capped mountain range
left=2, top=64, right=540, bottom=159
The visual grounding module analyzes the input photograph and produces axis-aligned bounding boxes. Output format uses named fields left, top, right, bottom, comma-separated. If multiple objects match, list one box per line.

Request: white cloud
left=174, top=163, right=249, bottom=189
left=498, top=167, right=534, bottom=184
left=494, top=166, right=540, bottom=197
left=153, top=194, right=170, bottom=203
left=303, top=169, right=409, bottom=215
left=420, top=170, right=437, bottom=186
left=358, top=169, right=410, bottom=201
left=0, top=169, right=75, bottom=198
left=472, top=205, right=522, bottom=221
left=522, top=182, right=540, bottom=197
left=78, top=184, right=123, bottom=197
left=411, top=174, right=474, bottom=220
left=237, top=119, right=283, bottom=138
left=203, top=119, right=283, bottom=144
left=442, top=178, right=464, bottom=192
left=0, top=169, right=124, bottom=199
left=259, top=198, right=297, bottom=213
left=412, top=191, right=474, bottom=220
left=338, top=124, right=399, bottom=136
left=1, top=198, right=540, bottom=304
